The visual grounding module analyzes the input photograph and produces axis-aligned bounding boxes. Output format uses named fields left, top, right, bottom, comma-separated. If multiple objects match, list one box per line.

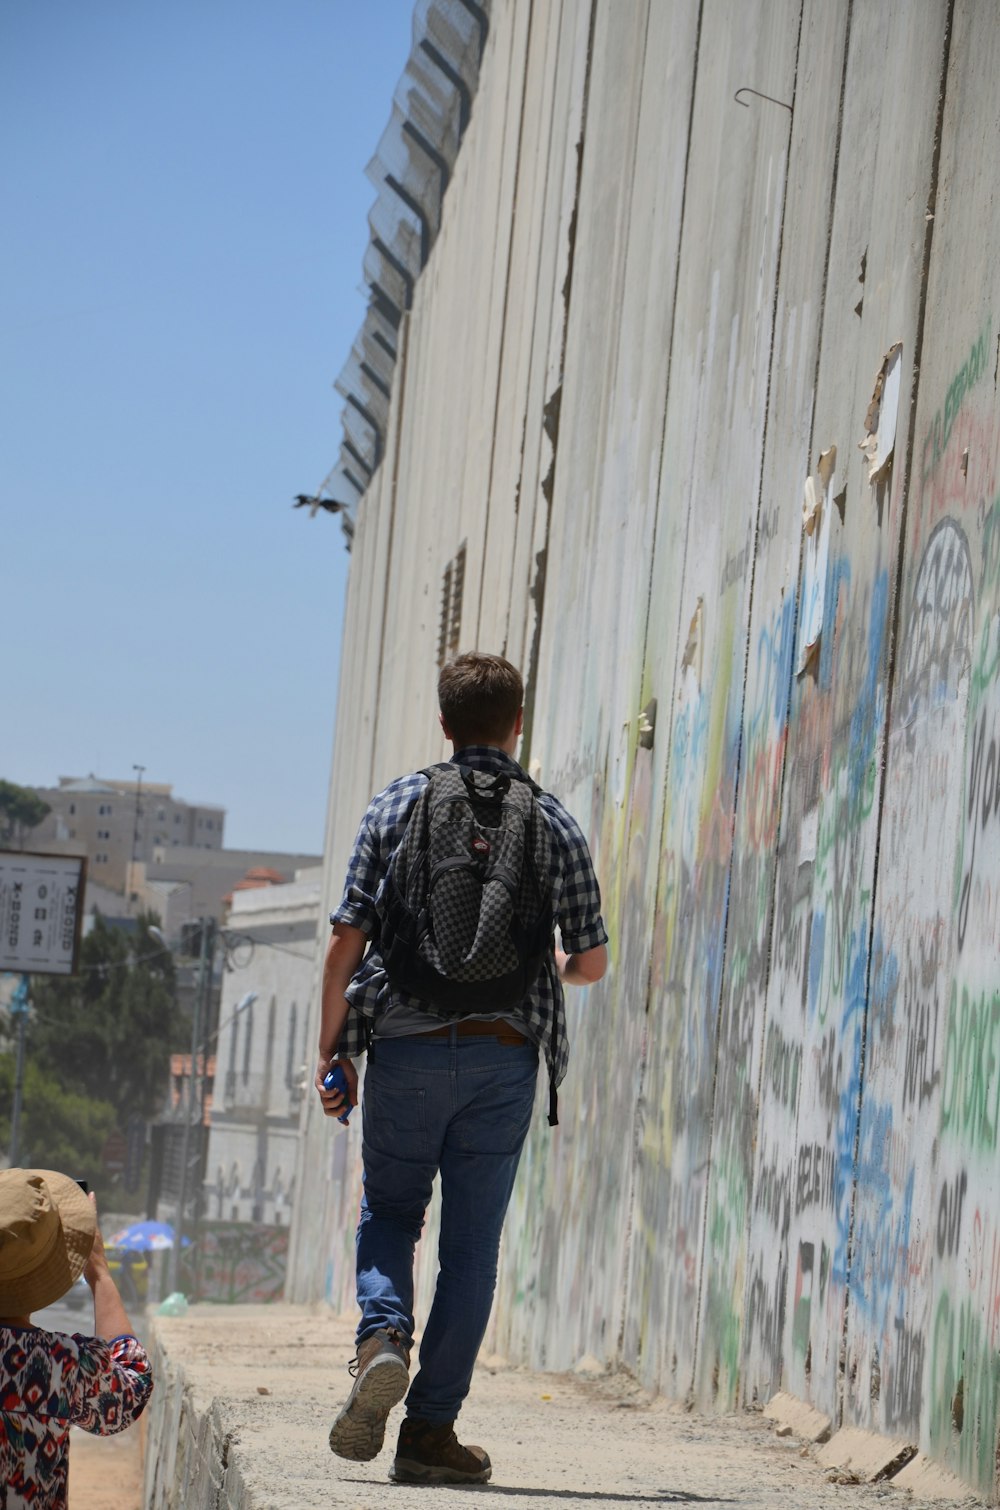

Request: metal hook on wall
left=734, top=86, right=793, bottom=114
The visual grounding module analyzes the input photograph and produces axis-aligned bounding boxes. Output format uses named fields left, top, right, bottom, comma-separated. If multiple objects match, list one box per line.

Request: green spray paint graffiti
left=940, top=984, right=1000, bottom=1152
left=930, top=1290, right=1000, bottom=1491
left=921, top=323, right=992, bottom=484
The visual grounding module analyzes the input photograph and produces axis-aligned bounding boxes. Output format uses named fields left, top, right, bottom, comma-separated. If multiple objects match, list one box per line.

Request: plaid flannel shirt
left=331, top=746, right=607, bottom=1091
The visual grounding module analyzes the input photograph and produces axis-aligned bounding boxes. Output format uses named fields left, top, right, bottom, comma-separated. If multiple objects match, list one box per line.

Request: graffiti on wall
left=192, top=1222, right=289, bottom=1304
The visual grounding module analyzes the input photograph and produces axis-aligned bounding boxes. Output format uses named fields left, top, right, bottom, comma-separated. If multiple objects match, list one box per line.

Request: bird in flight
left=292, top=494, right=344, bottom=518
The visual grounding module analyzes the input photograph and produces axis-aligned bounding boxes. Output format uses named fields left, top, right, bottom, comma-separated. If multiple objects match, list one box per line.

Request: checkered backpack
left=377, top=763, right=555, bottom=1014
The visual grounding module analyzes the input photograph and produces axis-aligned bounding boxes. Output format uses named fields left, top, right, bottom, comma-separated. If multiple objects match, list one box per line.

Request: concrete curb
left=764, top=1389, right=833, bottom=1443
left=816, top=1425, right=916, bottom=1483
left=762, top=1392, right=985, bottom=1503
left=894, top=1452, right=980, bottom=1501
left=143, top=1324, right=250, bottom=1510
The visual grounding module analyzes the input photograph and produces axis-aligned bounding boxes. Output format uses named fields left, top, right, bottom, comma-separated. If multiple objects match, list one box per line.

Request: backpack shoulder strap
left=441, top=761, right=545, bottom=797
left=421, top=760, right=546, bottom=809
left=510, top=768, right=544, bottom=799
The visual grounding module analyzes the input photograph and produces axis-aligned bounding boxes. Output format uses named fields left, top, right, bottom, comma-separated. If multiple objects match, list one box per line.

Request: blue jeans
left=356, top=1029, right=538, bottom=1423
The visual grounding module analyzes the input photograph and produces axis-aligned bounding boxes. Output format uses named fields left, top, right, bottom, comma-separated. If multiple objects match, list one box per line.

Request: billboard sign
left=0, top=850, right=87, bottom=976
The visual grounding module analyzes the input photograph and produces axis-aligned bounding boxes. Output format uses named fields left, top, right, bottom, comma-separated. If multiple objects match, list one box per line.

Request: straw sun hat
left=0, top=1169, right=96, bottom=1316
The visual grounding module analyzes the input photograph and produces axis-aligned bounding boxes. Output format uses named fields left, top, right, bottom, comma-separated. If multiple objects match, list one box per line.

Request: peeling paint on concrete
left=859, top=343, right=903, bottom=483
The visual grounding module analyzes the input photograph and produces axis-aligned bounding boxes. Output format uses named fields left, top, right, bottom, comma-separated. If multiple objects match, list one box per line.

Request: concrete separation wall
left=289, top=0, right=1000, bottom=1498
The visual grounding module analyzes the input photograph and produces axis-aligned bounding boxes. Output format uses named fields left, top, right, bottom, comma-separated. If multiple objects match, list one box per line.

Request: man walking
left=316, top=652, right=607, bottom=1485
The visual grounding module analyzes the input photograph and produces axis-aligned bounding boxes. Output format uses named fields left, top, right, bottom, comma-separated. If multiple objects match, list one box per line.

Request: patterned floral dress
left=0, top=1324, right=152, bottom=1509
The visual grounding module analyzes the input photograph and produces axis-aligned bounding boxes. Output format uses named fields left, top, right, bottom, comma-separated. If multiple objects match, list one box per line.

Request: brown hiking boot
left=390, top=1416, right=492, bottom=1484
left=328, top=1327, right=411, bottom=1461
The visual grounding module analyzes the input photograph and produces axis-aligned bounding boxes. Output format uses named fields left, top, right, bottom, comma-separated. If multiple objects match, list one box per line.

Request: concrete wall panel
left=473, top=0, right=565, bottom=657
left=493, top=0, right=662, bottom=1373
left=747, top=0, right=949, bottom=1426
left=703, top=0, right=852, bottom=1415
left=627, top=0, right=799, bottom=1399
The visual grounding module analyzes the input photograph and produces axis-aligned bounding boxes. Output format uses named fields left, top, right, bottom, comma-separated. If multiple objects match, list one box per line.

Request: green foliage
left=0, top=779, right=50, bottom=847
left=0, top=912, right=184, bottom=1199
left=26, top=913, right=182, bottom=1127
left=0, top=1056, right=116, bottom=1188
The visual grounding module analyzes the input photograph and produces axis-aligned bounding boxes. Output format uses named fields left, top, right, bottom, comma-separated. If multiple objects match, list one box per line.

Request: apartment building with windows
left=29, top=774, right=225, bottom=894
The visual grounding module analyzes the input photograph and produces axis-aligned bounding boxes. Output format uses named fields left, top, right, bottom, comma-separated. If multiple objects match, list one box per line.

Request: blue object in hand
left=323, top=1064, right=352, bottom=1125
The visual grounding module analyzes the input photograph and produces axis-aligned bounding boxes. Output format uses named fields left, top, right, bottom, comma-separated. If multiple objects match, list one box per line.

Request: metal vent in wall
left=438, top=542, right=466, bottom=667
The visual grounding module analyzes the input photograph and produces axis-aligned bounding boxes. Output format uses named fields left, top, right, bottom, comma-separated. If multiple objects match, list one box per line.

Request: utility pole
left=129, top=764, right=145, bottom=913
left=168, top=918, right=214, bottom=1293
left=8, top=976, right=31, bottom=1166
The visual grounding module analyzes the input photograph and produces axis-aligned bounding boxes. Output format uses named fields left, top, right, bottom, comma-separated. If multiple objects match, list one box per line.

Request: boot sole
left=390, top=1455, right=492, bottom=1485
left=329, top=1357, right=410, bottom=1461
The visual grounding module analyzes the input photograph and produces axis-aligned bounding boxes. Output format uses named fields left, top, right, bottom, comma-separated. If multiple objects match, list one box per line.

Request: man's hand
left=315, top=1056, right=359, bottom=1122
left=315, top=923, right=367, bottom=1125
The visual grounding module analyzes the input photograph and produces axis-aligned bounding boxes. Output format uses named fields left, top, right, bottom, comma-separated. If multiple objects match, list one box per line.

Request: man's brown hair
left=438, top=652, right=524, bottom=747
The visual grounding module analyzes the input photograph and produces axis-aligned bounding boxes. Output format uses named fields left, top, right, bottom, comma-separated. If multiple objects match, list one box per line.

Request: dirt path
left=68, top=1418, right=144, bottom=1510
left=144, top=1307, right=988, bottom=1509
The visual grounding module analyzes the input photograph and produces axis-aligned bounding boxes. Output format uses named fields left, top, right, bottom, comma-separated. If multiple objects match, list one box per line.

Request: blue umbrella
left=108, top=1220, right=181, bottom=1252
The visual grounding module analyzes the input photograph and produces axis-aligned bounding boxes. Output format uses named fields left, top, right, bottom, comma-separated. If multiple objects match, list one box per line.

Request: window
left=69, top=804, right=76, bottom=815
left=98, top=804, right=113, bottom=816
left=206, top=818, right=214, bottom=831
left=174, top=814, right=182, bottom=824
left=437, top=541, right=466, bottom=667
left=157, top=807, right=166, bottom=821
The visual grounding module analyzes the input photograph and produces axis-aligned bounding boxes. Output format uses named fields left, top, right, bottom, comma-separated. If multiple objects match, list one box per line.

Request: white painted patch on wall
left=797, top=445, right=837, bottom=673
left=859, top=342, right=903, bottom=482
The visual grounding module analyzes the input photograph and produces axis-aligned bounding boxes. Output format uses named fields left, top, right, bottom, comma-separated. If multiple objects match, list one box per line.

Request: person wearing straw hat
left=0, top=1168, right=153, bottom=1509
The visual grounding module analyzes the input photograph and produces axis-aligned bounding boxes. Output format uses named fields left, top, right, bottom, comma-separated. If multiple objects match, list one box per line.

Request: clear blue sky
left=1, top=1, right=414, bottom=854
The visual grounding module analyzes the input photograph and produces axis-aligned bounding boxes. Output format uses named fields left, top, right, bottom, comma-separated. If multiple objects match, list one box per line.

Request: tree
left=0, top=779, right=50, bottom=848
left=0, top=1057, right=116, bottom=1188
left=0, top=913, right=185, bottom=1203
left=25, top=912, right=184, bottom=1130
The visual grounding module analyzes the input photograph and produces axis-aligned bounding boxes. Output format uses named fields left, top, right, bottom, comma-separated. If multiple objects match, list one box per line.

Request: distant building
left=147, top=869, right=320, bottom=1303
left=130, top=848, right=322, bottom=937
left=203, top=867, right=321, bottom=1228
left=29, top=775, right=225, bottom=896
left=26, top=775, right=320, bottom=936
